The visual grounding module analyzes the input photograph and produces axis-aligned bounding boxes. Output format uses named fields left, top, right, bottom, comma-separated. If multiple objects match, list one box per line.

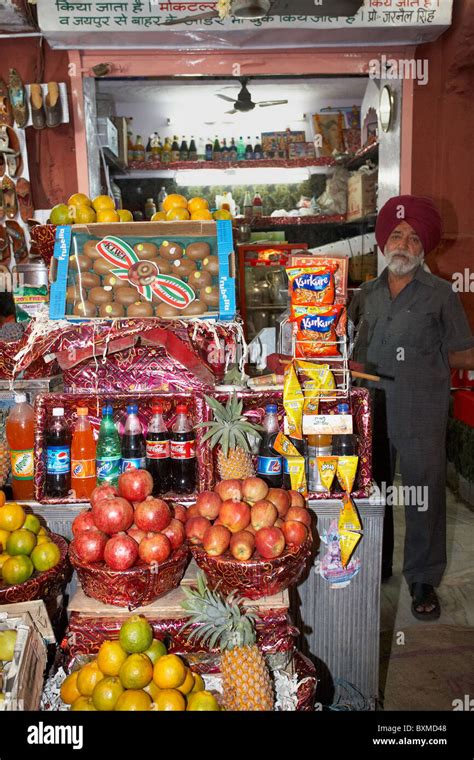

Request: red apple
left=286, top=506, right=311, bottom=528
left=104, top=533, right=138, bottom=570
left=92, top=497, right=134, bottom=535
left=186, top=504, right=200, bottom=520
left=245, top=524, right=257, bottom=535
left=185, top=516, right=211, bottom=545
left=215, top=479, right=243, bottom=502
left=72, top=528, right=108, bottom=564
left=230, top=530, right=255, bottom=561
left=274, top=518, right=284, bottom=528
left=242, top=477, right=268, bottom=504
left=127, top=525, right=146, bottom=544
left=203, top=525, right=231, bottom=556
left=134, top=497, right=171, bottom=533
left=255, top=527, right=286, bottom=559
left=266, top=488, right=291, bottom=518
left=282, top=520, right=309, bottom=547
left=251, top=500, right=278, bottom=531
left=173, top=505, right=188, bottom=524
left=118, top=467, right=153, bottom=503
left=90, top=484, right=118, bottom=510
left=138, top=532, right=172, bottom=564
left=161, top=518, right=186, bottom=549
left=219, top=500, right=251, bottom=533
left=288, top=490, right=306, bottom=508
left=72, top=510, right=97, bottom=538
left=196, top=491, right=222, bottom=520
left=214, top=518, right=225, bottom=526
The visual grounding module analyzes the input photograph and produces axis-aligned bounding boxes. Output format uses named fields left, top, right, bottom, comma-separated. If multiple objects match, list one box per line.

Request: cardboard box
left=347, top=171, right=377, bottom=222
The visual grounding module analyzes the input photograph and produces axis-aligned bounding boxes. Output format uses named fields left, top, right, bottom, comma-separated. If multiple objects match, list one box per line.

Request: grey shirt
left=348, top=266, right=474, bottom=439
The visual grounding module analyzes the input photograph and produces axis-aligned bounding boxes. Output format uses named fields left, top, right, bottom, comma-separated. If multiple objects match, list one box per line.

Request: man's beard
left=384, top=247, right=425, bottom=275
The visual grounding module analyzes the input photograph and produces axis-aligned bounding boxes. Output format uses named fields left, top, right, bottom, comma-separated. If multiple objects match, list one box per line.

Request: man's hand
left=448, top=347, right=474, bottom=370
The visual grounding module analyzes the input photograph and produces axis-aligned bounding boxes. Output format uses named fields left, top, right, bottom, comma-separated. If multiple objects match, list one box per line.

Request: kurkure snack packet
left=338, top=493, right=362, bottom=533
left=336, top=456, right=359, bottom=494
left=283, top=361, right=304, bottom=440
left=317, top=456, right=338, bottom=491
left=295, top=305, right=344, bottom=358
left=287, top=265, right=336, bottom=306
left=296, top=361, right=337, bottom=395
left=339, top=529, right=362, bottom=568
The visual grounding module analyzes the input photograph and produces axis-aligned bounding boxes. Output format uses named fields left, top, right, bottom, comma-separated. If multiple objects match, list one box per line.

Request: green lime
left=144, top=638, right=167, bottom=665
left=30, top=541, right=61, bottom=572
left=119, top=616, right=153, bottom=654
left=2, top=555, right=34, bottom=585
left=23, top=514, right=41, bottom=535
left=6, top=529, right=37, bottom=557
left=0, top=630, right=17, bottom=661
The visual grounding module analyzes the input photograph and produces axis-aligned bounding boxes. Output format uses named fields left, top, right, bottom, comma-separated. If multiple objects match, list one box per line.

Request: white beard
left=384, top=247, right=425, bottom=276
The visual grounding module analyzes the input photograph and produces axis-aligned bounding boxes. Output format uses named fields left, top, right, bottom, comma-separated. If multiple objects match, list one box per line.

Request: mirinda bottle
left=71, top=407, right=96, bottom=500
left=6, top=393, right=35, bottom=500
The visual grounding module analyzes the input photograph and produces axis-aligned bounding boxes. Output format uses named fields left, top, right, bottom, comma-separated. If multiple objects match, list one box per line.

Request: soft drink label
left=47, top=446, right=70, bottom=474
left=257, top=456, right=283, bottom=476
left=10, top=449, right=34, bottom=480
left=171, top=440, right=196, bottom=460
left=146, top=440, right=170, bottom=460
left=71, top=459, right=96, bottom=479
left=122, top=457, right=146, bottom=472
left=97, top=456, right=121, bottom=482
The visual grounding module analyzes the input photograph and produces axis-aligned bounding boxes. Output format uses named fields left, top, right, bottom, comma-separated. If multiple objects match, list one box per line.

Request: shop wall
left=3, top=38, right=77, bottom=210
left=412, top=0, right=474, bottom=328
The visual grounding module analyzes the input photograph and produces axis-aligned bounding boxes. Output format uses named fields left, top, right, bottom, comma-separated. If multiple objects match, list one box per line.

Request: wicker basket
left=0, top=533, right=69, bottom=606
left=69, top=542, right=190, bottom=609
left=190, top=538, right=312, bottom=600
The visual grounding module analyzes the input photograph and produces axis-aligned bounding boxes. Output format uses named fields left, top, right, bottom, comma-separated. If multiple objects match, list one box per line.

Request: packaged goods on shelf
left=347, top=169, right=378, bottom=222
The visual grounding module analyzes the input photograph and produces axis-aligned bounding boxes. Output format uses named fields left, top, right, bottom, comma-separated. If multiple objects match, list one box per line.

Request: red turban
left=375, top=195, right=442, bottom=253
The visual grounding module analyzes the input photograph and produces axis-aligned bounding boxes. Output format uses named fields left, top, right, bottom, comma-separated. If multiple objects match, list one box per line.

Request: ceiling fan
left=216, top=77, right=288, bottom=114
left=162, top=0, right=363, bottom=26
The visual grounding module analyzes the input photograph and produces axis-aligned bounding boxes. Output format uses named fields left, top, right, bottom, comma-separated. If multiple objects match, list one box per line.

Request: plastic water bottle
left=332, top=403, right=358, bottom=456
left=96, top=405, right=122, bottom=486
left=257, top=404, right=283, bottom=488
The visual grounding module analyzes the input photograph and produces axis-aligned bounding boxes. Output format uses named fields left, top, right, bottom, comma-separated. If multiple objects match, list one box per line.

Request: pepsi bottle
left=45, top=408, right=71, bottom=498
left=257, top=404, right=283, bottom=488
left=121, top=404, right=146, bottom=473
left=146, top=403, right=172, bottom=495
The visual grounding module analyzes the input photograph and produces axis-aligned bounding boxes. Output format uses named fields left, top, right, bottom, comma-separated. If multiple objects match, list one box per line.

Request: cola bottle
left=171, top=404, right=196, bottom=494
left=257, top=404, right=283, bottom=488
left=45, top=407, right=71, bottom=499
left=146, top=403, right=172, bottom=495
left=121, top=404, right=146, bottom=473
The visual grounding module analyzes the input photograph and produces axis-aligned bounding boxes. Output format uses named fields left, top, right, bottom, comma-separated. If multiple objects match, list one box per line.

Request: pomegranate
left=161, top=518, right=186, bottom=550
left=104, top=533, right=139, bottom=570
left=72, top=529, right=108, bottom=564
left=118, top=467, right=153, bottom=503
left=127, top=525, right=146, bottom=544
left=92, top=497, right=134, bottom=535
left=173, top=504, right=188, bottom=524
left=215, top=479, right=243, bottom=502
left=203, top=525, right=231, bottom=556
left=138, top=532, right=172, bottom=564
left=186, top=504, right=200, bottom=520
left=134, top=498, right=171, bottom=533
left=72, top=510, right=97, bottom=538
left=185, top=516, right=211, bottom=545
left=242, top=477, right=268, bottom=504
left=255, top=527, right=286, bottom=559
left=90, top=484, right=117, bottom=510
left=196, top=491, right=222, bottom=520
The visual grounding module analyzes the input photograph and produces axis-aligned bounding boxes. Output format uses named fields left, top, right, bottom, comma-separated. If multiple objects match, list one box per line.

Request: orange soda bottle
left=6, top=393, right=35, bottom=500
left=71, top=407, right=96, bottom=500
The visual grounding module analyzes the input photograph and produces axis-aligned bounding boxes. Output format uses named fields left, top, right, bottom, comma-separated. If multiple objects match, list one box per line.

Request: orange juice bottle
left=6, top=393, right=35, bottom=500
left=71, top=407, right=96, bottom=500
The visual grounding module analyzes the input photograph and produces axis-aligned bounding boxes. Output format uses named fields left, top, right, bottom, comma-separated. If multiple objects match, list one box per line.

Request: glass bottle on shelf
left=221, top=138, right=230, bottom=161
left=161, top=136, right=172, bottom=163
left=150, top=133, right=161, bottom=159
left=197, top=137, right=206, bottom=161
left=145, top=134, right=153, bottom=161
left=237, top=136, right=246, bottom=161
left=145, top=198, right=157, bottom=220
left=189, top=136, right=198, bottom=161
left=254, top=137, right=263, bottom=160
left=243, top=191, right=253, bottom=220
left=171, top=136, right=180, bottom=161
left=157, top=186, right=168, bottom=211
left=212, top=135, right=221, bottom=161
left=245, top=137, right=254, bottom=160
left=252, top=191, right=263, bottom=218
left=134, top=135, right=145, bottom=162
left=205, top=138, right=213, bottom=161
left=179, top=136, right=189, bottom=161
left=229, top=138, right=238, bottom=162
left=259, top=270, right=272, bottom=304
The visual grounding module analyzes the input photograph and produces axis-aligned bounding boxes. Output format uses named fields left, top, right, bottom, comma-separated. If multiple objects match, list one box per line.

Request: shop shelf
left=343, top=141, right=379, bottom=170
left=250, top=214, right=347, bottom=227
left=125, top=156, right=336, bottom=173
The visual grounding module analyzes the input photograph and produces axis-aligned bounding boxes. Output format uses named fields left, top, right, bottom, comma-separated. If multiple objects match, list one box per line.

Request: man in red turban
left=349, top=195, right=474, bottom=620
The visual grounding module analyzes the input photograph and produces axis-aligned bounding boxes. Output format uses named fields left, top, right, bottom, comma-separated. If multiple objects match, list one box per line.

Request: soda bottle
left=161, top=137, right=172, bottom=163
left=257, top=404, right=283, bottom=488
left=96, top=405, right=121, bottom=487
left=6, top=393, right=35, bottom=500
left=146, top=403, right=172, bottom=495
left=229, top=138, right=238, bottom=162
left=205, top=138, right=213, bottom=161
left=121, top=404, right=146, bottom=473
left=282, top=436, right=306, bottom=491
left=212, top=136, right=221, bottom=161
left=252, top=191, right=263, bottom=218
left=171, top=404, right=196, bottom=494
left=134, top=135, right=145, bottom=162
left=307, top=434, right=332, bottom=493
left=171, top=136, right=180, bottom=162
left=254, top=137, right=263, bottom=160
left=71, top=408, right=97, bottom=500
left=179, top=136, right=189, bottom=161
left=157, top=186, right=168, bottom=212
left=237, top=136, right=246, bottom=160
left=245, top=137, right=254, bottom=160
left=188, top=136, right=198, bottom=161
left=332, top=404, right=358, bottom=456
left=45, top=408, right=71, bottom=499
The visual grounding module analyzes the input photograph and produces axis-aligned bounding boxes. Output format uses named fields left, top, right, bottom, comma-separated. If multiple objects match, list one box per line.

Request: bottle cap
left=266, top=404, right=278, bottom=413
left=102, top=405, right=113, bottom=415
left=52, top=408, right=65, bottom=417
left=14, top=393, right=27, bottom=404
left=337, top=403, right=350, bottom=414
left=126, top=404, right=138, bottom=414
left=176, top=404, right=188, bottom=413
left=152, top=403, right=164, bottom=414
left=77, top=407, right=88, bottom=416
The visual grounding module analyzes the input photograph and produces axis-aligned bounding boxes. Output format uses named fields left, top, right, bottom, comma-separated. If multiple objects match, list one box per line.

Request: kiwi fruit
left=88, top=286, right=113, bottom=305
left=181, top=300, right=207, bottom=316
left=134, top=242, right=159, bottom=260
left=188, top=270, right=213, bottom=290
left=115, top=287, right=140, bottom=306
left=171, top=258, right=197, bottom=277
left=70, top=254, right=91, bottom=273
left=103, top=273, right=128, bottom=288
left=77, top=271, right=101, bottom=289
left=159, top=241, right=184, bottom=261
left=93, top=257, right=116, bottom=276
left=72, top=301, right=97, bottom=317
left=99, top=302, right=125, bottom=318
left=127, top=301, right=154, bottom=317
left=200, top=285, right=219, bottom=308
left=155, top=303, right=180, bottom=318
left=82, top=240, right=102, bottom=260
left=202, top=255, right=219, bottom=276
left=186, top=242, right=211, bottom=261
left=154, top=257, right=171, bottom=275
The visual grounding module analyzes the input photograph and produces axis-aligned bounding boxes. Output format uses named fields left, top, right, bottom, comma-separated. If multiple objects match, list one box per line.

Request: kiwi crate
left=49, top=220, right=236, bottom=322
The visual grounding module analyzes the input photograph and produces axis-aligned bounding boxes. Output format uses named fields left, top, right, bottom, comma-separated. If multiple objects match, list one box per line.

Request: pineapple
left=181, top=572, right=274, bottom=711
left=198, top=394, right=262, bottom=480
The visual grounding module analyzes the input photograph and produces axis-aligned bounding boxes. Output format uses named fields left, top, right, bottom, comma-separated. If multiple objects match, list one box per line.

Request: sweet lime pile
left=50, top=194, right=134, bottom=225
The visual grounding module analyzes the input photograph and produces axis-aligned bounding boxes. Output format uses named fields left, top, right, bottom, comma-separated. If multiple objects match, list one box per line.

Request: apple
left=72, top=510, right=97, bottom=538
left=241, top=477, right=268, bottom=504
left=245, top=524, right=256, bottom=535
left=195, top=491, right=222, bottom=520
left=215, top=479, right=243, bottom=502
left=203, top=525, right=231, bottom=556
left=282, top=520, right=308, bottom=547
left=286, top=506, right=311, bottom=528
left=219, top=500, right=251, bottom=533
left=266, top=488, right=291, bottom=518
left=230, top=530, right=255, bottom=561
left=127, top=525, right=146, bottom=544
left=139, top=532, right=172, bottom=564
left=255, top=527, right=286, bottom=559
left=118, top=467, right=153, bottom=503
left=134, top=497, right=171, bottom=533
left=92, top=497, right=134, bottom=535
left=250, top=500, right=278, bottom=531
left=173, top=504, right=188, bottom=524
left=274, top=518, right=284, bottom=529
left=185, top=516, right=211, bottom=545
left=104, top=533, right=139, bottom=570
left=72, top=528, right=108, bottom=564
left=90, top=484, right=117, bottom=510
left=288, top=490, right=306, bottom=508
left=161, top=518, right=186, bottom=549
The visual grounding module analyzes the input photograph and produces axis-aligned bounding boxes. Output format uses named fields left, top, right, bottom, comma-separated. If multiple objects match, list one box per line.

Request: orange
left=0, top=529, right=10, bottom=552
left=30, top=541, right=60, bottom=572
left=187, top=197, right=209, bottom=214
left=96, top=210, right=120, bottom=223
left=92, top=195, right=115, bottom=212
left=177, top=668, right=195, bottom=695
left=0, top=491, right=5, bottom=507
left=114, top=689, right=152, bottom=711
left=186, top=690, right=220, bottom=711
left=68, top=193, right=92, bottom=208
left=49, top=204, right=73, bottom=225
left=71, top=696, right=97, bottom=711
left=117, top=209, right=133, bottom=222
left=152, top=688, right=186, bottom=711
left=190, top=672, right=205, bottom=693
left=119, top=653, right=153, bottom=690
left=0, top=503, right=25, bottom=532
left=1, top=555, right=33, bottom=585
left=162, top=193, right=188, bottom=213
left=73, top=205, right=97, bottom=224
left=6, top=529, right=36, bottom=557
left=213, top=209, right=233, bottom=220
left=165, top=207, right=190, bottom=222
left=0, top=553, right=10, bottom=571
left=144, top=639, right=167, bottom=665
left=119, top=615, right=153, bottom=654
left=60, top=671, right=81, bottom=705
left=36, top=535, right=50, bottom=546
left=92, top=676, right=124, bottom=711
left=23, top=514, right=41, bottom=535
left=77, top=660, right=105, bottom=696
left=190, top=210, right=213, bottom=221
left=37, top=527, right=47, bottom=536
left=97, top=639, right=128, bottom=676
left=150, top=211, right=166, bottom=222
left=153, top=654, right=187, bottom=690
left=144, top=680, right=161, bottom=701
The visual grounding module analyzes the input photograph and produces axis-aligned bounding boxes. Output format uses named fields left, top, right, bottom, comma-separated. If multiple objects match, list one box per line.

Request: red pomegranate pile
left=70, top=469, right=186, bottom=571
left=185, top=477, right=311, bottom=561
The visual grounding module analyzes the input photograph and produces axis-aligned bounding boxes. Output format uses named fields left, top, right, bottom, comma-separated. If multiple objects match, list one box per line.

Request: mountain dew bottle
left=96, top=406, right=121, bottom=486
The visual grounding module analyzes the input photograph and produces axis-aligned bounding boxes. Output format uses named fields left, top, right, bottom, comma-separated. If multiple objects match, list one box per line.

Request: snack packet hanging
left=296, top=361, right=337, bottom=395
left=336, top=456, right=359, bottom=493
left=317, top=456, right=338, bottom=491
left=339, top=529, right=362, bottom=568
left=295, top=306, right=344, bottom=358
left=338, top=493, right=362, bottom=533
left=286, top=457, right=308, bottom=497
left=283, top=362, right=304, bottom=440
left=274, top=432, right=301, bottom=459
left=303, top=381, right=320, bottom=415
left=287, top=265, right=336, bottom=306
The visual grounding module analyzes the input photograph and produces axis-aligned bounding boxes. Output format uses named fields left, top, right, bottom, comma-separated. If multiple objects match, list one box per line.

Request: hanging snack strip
left=273, top=432, right=307, bottom=496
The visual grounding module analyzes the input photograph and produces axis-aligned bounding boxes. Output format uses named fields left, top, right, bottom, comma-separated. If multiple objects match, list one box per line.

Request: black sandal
left=410, top=583, right=441, bottom=621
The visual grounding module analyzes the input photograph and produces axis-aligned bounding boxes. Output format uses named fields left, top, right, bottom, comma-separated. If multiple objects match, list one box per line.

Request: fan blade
left=258, top=100, right=289, bottom=107
left=216, top=94, right=237, bottom=103
left=162, top=11, right=218, bottom=26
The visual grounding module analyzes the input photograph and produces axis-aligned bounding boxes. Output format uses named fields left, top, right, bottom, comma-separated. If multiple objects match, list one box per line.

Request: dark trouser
left=371, top=389, right=447, bottom=587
